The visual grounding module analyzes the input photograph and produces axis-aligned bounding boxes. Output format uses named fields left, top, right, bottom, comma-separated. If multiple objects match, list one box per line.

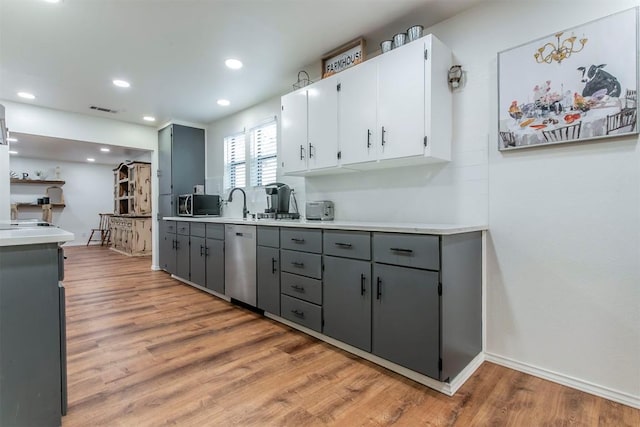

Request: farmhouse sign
left=322, top=38, right=366, bottom=78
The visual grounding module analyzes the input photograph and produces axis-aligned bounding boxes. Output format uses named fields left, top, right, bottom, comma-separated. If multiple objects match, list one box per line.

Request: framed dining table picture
left=498, top=8, right=638, bottom=151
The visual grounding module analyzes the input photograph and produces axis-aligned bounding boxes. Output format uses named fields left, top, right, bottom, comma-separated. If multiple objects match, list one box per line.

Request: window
left=250, top=119, right=278, bottom=187
left=223, top=131, right=246, bottom=190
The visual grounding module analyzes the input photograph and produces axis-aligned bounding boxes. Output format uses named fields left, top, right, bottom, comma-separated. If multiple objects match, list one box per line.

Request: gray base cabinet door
left=160, top=231, right=176, bottom=274
left=190, top=236, right=206, bottom=286
left=205, top=239, right=224, bottom=294
left=175, top=234, right=190, bottom=280
left=323, top=256, right=371, bottom=352
left=257, top=246, right=280, bottom=315
left=372, top=264, right=440, bottom=379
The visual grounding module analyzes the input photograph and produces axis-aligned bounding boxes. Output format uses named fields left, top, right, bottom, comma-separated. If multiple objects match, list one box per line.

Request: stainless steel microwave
left=177, top=194, right=221, bottom=216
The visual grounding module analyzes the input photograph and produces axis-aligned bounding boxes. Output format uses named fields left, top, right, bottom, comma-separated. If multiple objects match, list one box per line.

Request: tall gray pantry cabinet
left=158, top=124, right=205, bottom=218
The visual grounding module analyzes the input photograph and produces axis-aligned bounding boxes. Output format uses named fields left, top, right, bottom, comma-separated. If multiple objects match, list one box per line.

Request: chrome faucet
left=227, top=187, right=248, bottom=219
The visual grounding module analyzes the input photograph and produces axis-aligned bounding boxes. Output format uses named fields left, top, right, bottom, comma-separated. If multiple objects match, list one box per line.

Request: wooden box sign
left=322, top=38, right=366, bottom=78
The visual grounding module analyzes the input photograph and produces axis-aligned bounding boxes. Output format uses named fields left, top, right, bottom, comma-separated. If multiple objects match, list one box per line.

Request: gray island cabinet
left=0, top=226, right=73, bottom=427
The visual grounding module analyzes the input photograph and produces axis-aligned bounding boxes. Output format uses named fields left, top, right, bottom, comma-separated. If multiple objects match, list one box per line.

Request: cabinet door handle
left=334, top=242, right=352, bottom=248
left=291, top=238, right=305, bottom=244
left=390, top=247, right=413, bottom=254
left=291, top=285, right=305, bottom=292
left=360, top=273, right=366, bottom=296
left=291, top=261, right=305, bottom=268
left=200, top=245, right=204, bottom=256
left=367, top=129, right=372, bottom=148
left=291, top=309, right=305, bottom=318
left=381, top=126, right=386, bottom=146
left=308, top=143, right=314, bottom=158
left=171, top=239, right=175, bottom=249
left=175, top=240, right=179, bottom=250
left=376, top=277, right=382, bottom=300
left=271, top=257, right=277, bottom=274
left=300, top=144, right=306, bottom=160
left=205, top=246, right=210, bottom=256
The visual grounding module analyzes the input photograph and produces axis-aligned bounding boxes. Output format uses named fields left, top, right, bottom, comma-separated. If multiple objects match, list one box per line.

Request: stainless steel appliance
left=264, top=183, right=291, bottom=213
left=306, top=201, right=334, bottom=221
left=177, top=194, right=221, bottom=216
left=224, top=224, right=256, bottom=306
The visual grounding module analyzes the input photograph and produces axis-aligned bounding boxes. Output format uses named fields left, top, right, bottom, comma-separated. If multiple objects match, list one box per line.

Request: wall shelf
left=15, top=203, right=66, bottom=208
left=11, top=179, right=66, bottom=185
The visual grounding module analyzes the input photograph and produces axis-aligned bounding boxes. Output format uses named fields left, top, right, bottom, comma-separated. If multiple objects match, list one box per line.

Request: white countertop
left=0, top=226, right=75, bottom=247
left=163, top=216, right=487, bottom=235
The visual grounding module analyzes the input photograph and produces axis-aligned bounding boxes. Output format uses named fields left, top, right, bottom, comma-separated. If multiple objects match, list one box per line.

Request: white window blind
left=223, top=131, right=246, bottom=190
left=250, top=119, right=278, bottom=187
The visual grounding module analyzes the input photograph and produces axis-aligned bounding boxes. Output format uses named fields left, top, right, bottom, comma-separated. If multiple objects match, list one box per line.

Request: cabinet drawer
left=281, top=272, right=322, bottom=305
left=280, top=250, right=322, bottom=279
left=190, top=222, right=206, bottom=238
left=323, top=230, right=371, bottom=260
left=373, top=233, right=440, bottom=270
left=280, top=294, right=322, bottom=332
left=206, top=223, right=224, bottom=240
left=163, top=221, right=176, bottom=234
left=176, top=222, right=190, bottom=236
left=257, top=226, right=280, bottom=248
left=280, top=228, right=322, bottom=253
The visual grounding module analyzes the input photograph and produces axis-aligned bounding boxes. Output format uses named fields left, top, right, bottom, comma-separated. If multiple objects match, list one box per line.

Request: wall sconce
left=448, top=65, right=463, bottom=90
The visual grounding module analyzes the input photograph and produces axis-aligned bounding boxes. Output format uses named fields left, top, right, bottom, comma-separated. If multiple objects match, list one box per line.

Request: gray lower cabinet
left=159, top=221, right=177, bottom=274
left=372, top=263, right=440, bottom=379
left=323, top=256, right=372, bottom=352
left=190, top=236, right=207, bottom=286
left=175, top=233, right=190, bottom=280
left=205, top=238, right=224, bottom=294
left=257, top=246, right=280, bottom=314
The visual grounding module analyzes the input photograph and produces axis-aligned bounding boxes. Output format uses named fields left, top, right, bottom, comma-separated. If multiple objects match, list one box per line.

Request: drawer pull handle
left=334, top=242, right=352, bottom=248
left=360, top=273, right=366, bottom=296
left=390, top=247, right=413, bottom=254
left=376, top=277, right=382, bottom=300
left=291, top=309, right=305, bottom=318
left=291, top=238, right=305, bottom=243
left=291, top=285, right=305, bottom=292
left=291, top=261, right=305, bottom=268
left=236, top=232, right=244, bottom=236
left=271, top=257, right=277, bottom=274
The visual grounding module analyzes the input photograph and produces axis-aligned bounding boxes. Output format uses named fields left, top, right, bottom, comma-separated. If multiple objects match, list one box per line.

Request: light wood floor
left=61, top=246, right=638, bottom=426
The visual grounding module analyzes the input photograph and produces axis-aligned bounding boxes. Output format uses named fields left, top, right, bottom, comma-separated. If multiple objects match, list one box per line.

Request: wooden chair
left=542, top=122, right=581, bottom=142
left=606, top=108, right=637, bottom=135
left=499, top=131, right=516, bottom=148
left=87, top=213, right=113, bottom=246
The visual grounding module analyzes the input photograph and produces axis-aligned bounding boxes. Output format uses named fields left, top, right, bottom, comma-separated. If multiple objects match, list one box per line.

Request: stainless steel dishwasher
left=224, top=224, right=257, bottom=306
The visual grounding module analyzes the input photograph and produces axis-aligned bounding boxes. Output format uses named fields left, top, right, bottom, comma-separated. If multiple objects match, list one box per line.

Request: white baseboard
left=485, top=352, right=640, bottom=409
left=448, top=352, right=485, bottom=395
left=151, top=265, right=161, bottom=271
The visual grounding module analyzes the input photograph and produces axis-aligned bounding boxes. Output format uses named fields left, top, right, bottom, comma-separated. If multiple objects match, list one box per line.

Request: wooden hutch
left=111, top=161, right=152, bottom=256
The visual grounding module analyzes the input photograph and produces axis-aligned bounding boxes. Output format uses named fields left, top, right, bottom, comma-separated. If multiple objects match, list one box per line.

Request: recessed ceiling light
left=225, top=59, right=243, bottom=70
left=8, top=150, right=18, bottom=155
left=87, top=158, right=96, bottom=162
left=100, top=147, right=110, bottom=152
left=7, top=137, right=18, bottom=142
left=112, top=79, right=130, bottom=88
left=17, top=92, right=36, bottom=100
left=217, top=99, right=230, bottom=106
left=143, top=116, right=156, bottom=122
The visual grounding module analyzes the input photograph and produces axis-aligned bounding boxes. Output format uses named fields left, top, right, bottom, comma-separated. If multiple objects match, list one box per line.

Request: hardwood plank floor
left=61, top=246, right=639, bottom=426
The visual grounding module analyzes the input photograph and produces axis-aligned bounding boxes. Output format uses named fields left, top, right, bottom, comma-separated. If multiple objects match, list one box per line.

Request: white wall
left=0, top=145, right=9, bottom=222
left=424, top=0, right=639, bottom=402
left=207, top=96, right=305, bottom=218
left=9, top=157, right=114, bottom=246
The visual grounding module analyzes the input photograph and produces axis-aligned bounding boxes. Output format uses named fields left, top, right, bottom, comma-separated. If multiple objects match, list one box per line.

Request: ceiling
left=8, top=132, right=151, bottom=166
left=0, top=0, right=483, bottom=127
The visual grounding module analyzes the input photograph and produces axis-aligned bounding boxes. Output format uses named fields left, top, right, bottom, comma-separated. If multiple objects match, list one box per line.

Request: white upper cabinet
left=338, top=60, right=378, bottom=166
left=307, top=75, right=339, bottom=170
left=280, top=34, right=452, bottom=176
left=377, top=38, right=426, bottom=160
left=280, top=87, right=308, bottom=175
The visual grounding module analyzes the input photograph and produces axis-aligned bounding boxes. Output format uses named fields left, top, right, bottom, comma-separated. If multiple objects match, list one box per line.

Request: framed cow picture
left=498, top=8, right=638, bottom=151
